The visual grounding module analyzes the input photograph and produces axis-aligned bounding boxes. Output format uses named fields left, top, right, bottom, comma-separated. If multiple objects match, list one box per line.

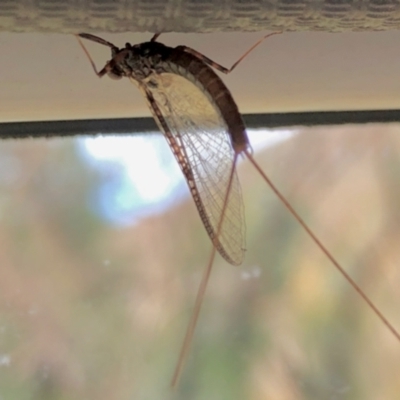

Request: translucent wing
left=136, top=72, right=246, bottom=265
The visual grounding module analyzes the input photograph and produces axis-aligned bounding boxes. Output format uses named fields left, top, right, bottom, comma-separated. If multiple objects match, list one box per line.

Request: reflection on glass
left=0, top=124, right=399, bottom=399
left=79, top=129, right=295, bottom=226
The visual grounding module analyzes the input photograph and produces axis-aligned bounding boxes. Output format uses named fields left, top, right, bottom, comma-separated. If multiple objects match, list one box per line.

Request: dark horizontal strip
left=0, top=117, right=159, bottom=140
left=244, top=110, right=400, bottom=128
left=1, top=110, right=400, bottom=139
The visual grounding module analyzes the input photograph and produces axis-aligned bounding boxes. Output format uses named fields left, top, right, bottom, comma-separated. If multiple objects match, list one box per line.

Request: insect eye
left=107, top=71, right=122, bottom=80
left=125, top=42, right=131, bottom=48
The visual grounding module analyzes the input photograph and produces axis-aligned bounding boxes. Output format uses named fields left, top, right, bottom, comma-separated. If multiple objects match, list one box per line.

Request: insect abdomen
left=166, top=49, right=249, bottom=154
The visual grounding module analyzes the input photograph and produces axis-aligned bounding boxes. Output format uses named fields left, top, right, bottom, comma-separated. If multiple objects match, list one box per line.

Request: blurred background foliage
left=0, top=124, right=400, bottom=399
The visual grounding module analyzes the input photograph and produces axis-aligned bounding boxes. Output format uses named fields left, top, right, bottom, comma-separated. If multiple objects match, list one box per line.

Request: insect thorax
left=115, top=42, right=173, bottom=82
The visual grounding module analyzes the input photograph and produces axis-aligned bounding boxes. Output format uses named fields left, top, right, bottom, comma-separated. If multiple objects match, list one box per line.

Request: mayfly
left=76, top=32, right=400, bottom=387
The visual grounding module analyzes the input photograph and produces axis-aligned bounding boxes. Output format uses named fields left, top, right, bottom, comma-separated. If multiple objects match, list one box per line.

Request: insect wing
left=138, top=72, right=246, bottom=265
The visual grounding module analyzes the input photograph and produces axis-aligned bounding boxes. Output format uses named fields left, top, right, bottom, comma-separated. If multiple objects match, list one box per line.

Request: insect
left=76, top=32, right=400, bottom=388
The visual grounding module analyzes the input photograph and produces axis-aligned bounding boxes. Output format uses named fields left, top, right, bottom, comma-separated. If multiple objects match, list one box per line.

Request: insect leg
left=178, top=31, right=281, bottom=74
left=75, top=35, right=108, bottom=77
left=150, top=33, right=162, bottom=42
left=77, top=33, right=118, bottom=50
